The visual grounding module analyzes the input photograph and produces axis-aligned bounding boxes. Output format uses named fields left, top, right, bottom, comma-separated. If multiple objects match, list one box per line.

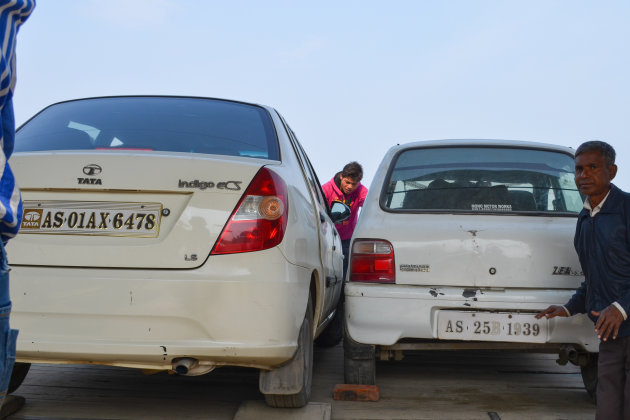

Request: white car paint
left=7, top=96, right=346, bottom=407
left=346, top=139, right=599, bottom=352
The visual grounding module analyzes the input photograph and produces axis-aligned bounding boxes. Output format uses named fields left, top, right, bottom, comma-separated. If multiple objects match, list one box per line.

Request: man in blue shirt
left=0, top=1, right=35, bottom=417
left=537, top=140, right=630, bottom=420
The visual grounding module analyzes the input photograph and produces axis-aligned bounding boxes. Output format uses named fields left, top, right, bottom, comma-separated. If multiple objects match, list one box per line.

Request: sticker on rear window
left=471, top=204, right=512, bottom=211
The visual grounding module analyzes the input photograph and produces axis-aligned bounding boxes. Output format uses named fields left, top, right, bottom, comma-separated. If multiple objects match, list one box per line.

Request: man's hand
left=535, top=305, right=569, bottom=320
left=592, top=305, right=624, bottom=341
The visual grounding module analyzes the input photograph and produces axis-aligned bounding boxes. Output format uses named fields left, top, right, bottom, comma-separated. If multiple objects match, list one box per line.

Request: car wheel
left=262, top=295, right=313, bottom=408
left=315, top=298, right=343, bottom=348
left=580, top=353, right=598, bottom=403
left=8, top=362, right=30, bottom=394
left=343, top=318, right=375, bottom=384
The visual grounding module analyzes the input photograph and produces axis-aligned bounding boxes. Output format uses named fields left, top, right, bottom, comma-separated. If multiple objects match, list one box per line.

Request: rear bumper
left=10, top=248, right=310, bottom=370
left=345, top=283, right=599, bottom=352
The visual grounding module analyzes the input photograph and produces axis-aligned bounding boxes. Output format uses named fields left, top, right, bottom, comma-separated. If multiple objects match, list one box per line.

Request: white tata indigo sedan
left=8, top=96, right=349, bottom=408
left=344, top=139, right=599, bottom=400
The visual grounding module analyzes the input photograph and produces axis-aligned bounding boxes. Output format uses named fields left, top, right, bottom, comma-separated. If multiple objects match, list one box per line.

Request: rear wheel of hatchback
left=580, top=353, right=598, bottom=402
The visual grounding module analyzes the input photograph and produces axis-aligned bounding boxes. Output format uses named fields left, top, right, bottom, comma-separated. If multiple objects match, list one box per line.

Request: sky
left=11, top=0, right=630, bottom=190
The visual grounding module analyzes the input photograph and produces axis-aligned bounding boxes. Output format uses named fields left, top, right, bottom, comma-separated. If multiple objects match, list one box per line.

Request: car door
left=301, top=149, right=344, bottom=316
left=284, top=126, right=344, bottom=319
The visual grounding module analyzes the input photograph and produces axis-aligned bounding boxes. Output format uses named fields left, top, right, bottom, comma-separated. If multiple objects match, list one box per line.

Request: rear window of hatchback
left=15, top=96, right=280, bottom=160
left=381, top=146, right=583, bottom=215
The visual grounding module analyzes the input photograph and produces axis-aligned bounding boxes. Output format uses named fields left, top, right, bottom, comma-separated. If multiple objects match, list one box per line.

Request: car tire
left=262, top=295, right=313, bottom=408
left=343, top=318, right=375, bottom=384
left=315, top=298, right=343, bottom=348
left=580, top=353, right=598, bottom=403
left=8, top=362, right=30, bottom=394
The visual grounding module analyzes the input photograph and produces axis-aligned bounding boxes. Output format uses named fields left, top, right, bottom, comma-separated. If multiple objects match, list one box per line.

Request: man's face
left=340, top=176, right=359, bottom=195
left=574, top=149, right=617, bottom=204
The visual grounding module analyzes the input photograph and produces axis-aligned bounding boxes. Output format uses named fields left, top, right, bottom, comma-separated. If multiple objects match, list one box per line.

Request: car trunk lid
left=8, top=152, right=270, bottom=269
left=385, top=213, right=582, bottom=289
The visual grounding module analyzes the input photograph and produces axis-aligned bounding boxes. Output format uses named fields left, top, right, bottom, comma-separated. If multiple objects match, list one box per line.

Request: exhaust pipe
left=173, top=358, right=198, bottom=375
left=557, top=344, right=589, bottom=367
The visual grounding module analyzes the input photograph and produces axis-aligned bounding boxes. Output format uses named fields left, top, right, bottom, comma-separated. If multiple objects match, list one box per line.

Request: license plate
left=20, top=201, right=162, bottom=237
left=437, top=311, right=547, bottom=343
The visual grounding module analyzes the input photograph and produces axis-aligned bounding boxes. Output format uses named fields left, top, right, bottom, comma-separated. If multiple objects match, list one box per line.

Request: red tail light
left=349, top=239, right=395, bottom=283
left=211, top=167, right=288, bottom=254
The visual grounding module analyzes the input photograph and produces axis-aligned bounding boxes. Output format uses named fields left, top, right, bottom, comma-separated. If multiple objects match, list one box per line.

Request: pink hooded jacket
left=322, top=173, right=368, bottom=240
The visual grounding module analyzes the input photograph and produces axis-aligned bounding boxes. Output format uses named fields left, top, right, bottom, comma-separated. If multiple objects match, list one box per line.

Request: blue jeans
left=0, top=241, right=17, bottom=408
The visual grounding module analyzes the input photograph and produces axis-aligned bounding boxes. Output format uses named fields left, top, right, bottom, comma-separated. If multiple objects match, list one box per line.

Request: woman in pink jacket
left=322, top=161, right=368, bottom=278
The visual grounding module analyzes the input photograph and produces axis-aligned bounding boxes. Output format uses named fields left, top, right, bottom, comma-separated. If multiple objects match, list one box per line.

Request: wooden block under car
left=333, top=384, right=380, bottom=401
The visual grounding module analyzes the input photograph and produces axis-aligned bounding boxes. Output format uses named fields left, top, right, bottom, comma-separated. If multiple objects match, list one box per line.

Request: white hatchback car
left=344, top=139, right=599, bottom=399
left=8, top=96, right=349, bottom=408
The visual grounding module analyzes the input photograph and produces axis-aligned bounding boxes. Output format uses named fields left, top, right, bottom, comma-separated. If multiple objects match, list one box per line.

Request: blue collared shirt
left=0, top=0, right=36, bottom=244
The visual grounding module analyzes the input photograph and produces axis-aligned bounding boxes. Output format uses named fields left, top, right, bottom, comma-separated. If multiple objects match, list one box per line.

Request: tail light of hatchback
left=349, top=239, right=395, bottom=283
left=211, top=167, right=288, bottom=254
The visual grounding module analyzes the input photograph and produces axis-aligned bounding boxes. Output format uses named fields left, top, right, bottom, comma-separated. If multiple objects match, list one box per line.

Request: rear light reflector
left=349, top=239, right=395, bottom=283
left=211, top=167, right=288, bottom=254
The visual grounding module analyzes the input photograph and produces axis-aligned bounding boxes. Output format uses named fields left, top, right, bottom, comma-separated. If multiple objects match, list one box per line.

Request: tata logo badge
left=83, top=164, right=102, bottom=176
left=21, top=209, right=43, bottom=229
left=79, top=164, right=103, bottom=185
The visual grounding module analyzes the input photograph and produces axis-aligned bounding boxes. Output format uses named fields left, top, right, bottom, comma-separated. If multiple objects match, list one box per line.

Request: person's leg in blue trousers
left=0, top=241, right=18, bottom=410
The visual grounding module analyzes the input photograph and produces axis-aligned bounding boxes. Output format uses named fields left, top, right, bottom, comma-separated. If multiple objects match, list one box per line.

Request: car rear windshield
left=15, top=97, right=280, bottom=160
left=382, top=146, right=583, bottom=214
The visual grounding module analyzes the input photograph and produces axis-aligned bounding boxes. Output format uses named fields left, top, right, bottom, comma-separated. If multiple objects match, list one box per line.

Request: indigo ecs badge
left=178, top=179, right=242, bottom=191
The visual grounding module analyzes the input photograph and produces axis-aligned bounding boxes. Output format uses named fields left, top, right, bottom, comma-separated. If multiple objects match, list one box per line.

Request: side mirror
left=329, top=201, right=351, bottom=224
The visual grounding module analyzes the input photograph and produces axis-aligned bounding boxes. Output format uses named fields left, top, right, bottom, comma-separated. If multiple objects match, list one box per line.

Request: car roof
left=36, top=95, right=276, bottom=113
left=389, top=139, right=576, bottom=155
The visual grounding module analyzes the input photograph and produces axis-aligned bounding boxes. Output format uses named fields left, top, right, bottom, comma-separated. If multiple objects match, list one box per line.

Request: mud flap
left=259, top=345, right=306, bottom=395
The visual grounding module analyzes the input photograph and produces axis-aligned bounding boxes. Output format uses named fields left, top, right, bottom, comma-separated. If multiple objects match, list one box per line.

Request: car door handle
left=319, top=212, right=326, bottom=223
